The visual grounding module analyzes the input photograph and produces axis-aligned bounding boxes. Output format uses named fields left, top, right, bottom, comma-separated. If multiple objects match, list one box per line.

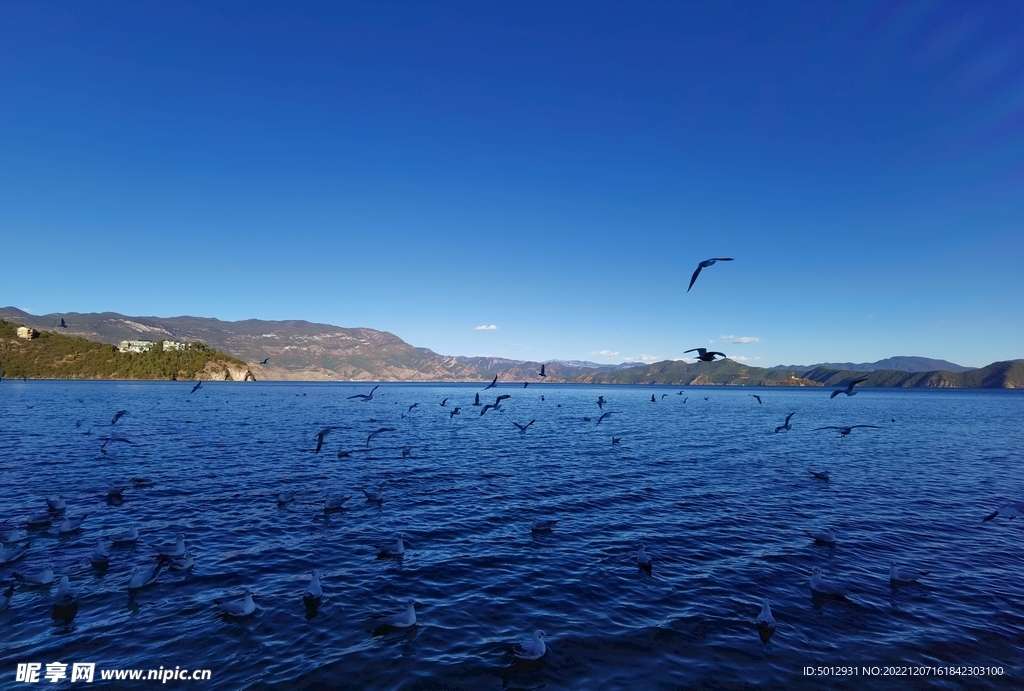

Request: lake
left=1, top=381, right=1022, bottom=689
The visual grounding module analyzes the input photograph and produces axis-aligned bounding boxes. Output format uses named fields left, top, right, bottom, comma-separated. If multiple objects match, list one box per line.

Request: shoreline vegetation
left=0, top=320, right=253, bottom=381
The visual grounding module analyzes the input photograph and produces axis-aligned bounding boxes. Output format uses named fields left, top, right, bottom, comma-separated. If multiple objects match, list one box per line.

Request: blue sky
left=1, top=1, right=1021, bottom=367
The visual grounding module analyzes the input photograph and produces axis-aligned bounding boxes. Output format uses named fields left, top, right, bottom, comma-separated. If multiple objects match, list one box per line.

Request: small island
left=0, top=320, right=254, bottom=381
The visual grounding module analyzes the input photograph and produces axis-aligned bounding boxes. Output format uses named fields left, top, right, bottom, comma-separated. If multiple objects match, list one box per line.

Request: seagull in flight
left=813, top=425, right=881, bottom=437
left=775, top=412, right=795, bottom=434
left=111, top=410, right=128, bottom=425
left=260, top=358, right=270, bottom=365
left=523, top=382, right=529, bottom=388
left=512, top=420, right=536, bottom=436
left=473, top=393, right=481, bottom=406
left=483, top=375, right=498, bottom=391
left=481, top=395, right=511, bottom=416
left=596, top=411, right=619, bottom=425
left=597, top=396, right=605, bottom=409
left=830, top=377, right=868, bottom=399
left=348, top=385, right=379, bottom=402
left=366, top=427, right=396, bottom=448
left=449, top=407, right=460, bottom=419
left=751, top=394, right=762, bottom=404
left=440, top=398, right=448, bottom=407
left=684, top=348, right=726, bottom=362
left=408, top=403, right=419, bottom=412
left=687, top=257, right=734, bottom=292
left=538, top=364, right=547, bottom=378
left=190, top=381, right=202, bottom=394
left=982, top=501, right=1024, bottom=522
left=314, top=427, right=339, bottom=454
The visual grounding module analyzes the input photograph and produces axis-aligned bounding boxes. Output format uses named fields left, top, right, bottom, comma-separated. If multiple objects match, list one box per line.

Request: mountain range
left=2, top=307, right=1021, bottom=388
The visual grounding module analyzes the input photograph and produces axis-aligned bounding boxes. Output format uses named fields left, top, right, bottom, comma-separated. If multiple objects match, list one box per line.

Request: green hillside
left=0, top=320, right=250, bottom=381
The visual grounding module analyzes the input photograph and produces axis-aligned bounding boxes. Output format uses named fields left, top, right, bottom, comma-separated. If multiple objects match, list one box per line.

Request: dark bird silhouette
left=583, top=417, right=591, bottom=422
left=687, top=257, right=734, bottom=292
left=685, top=348, right=726, bottom=362
left=597, top=396, right=605, bottom=409
left=596, top=411, right=619, bottom=425
left=982, top=501, right=1024, bottom=522
left=751, top=394, right=762, bottom=404
left=813, top=425, right=881, bottom=437
left=661, top=394, right=667, bottom=399
left=512, top=420, right=536, bottom=436
left=775, top=412, right=795, bottom=434
left=260, top=358, right=270, bottom=365
left=830, top=377, right=868, bottom=399
left=704, top=397, right=709, bottom=401
left=314, top=427, right=338, bottom=454
left=440, top=398, right=448, bottom=407
left=808, top=470, right=830, bottom=482
left=59, top=318, right=67, bottom=328
left=523, top=382, right=529, bottom=388
left=111, top=410, right=128, bottom=425
left=99, top=434, right=132, bottom=452
left=408, top=403, right=419, bottom=412
left=538, top=364, right=546, bottom=378
left=348, top=385, right=380, bottom=402
left=366, top=427, right=397, bottom=448
left=483, top=375, right=498, bottom=391
left=612, top=437, right=621, bottom=444
left=473, top=393, right=481, bottom=406
left=190, top=381, right=202, bottom=395
left=480, top=395, right=511, bottom=416
left=682, top=397, right=688, bottom=403
left=650, top=394, right=656, bottom=402
left=449, top=407, right=460, bottom=419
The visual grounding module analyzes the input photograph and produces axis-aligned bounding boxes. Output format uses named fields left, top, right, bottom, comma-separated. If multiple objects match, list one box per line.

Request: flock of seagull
left=2, top=256, right=1021, bottom=666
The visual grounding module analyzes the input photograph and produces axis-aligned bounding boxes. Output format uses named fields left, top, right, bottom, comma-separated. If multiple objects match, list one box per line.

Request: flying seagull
left=314, top=427, right=339, bottom=454
left=408, top=403, right=419, bottom=412
left=751, top=394, right=762, bottom=404
left=538, top=364, right=547, bottom=378
left=684, top=348, right=726, bottom=362
left=483, top=375, right=498, bottom=391
left=982, top=501, right=1024, bottom=522
left=596, top=411, right=619, bottom=425
left=440, top=398, right=448, bottom=407
left=512, top=420, right=536, bottom=436
left=190, top=381, right=202, bottom=394
left=813, top=425, right=881, bottom=437
left=481, top=395, right=511, bottom=416
left=111, top=410, right=128, bottom=425
left=775, top=412, right=795, bottom=434
left=473, top=393, right=481, bottom=406
left=366, top=427, right=397, bottom=448
left=830, top=377, right=868, bottom=399
left=449, top=407, right=460, bottom=419
left=687, top=257, right=734, bottom=292
left=348, top=385, right=379, bottom=402
left=597, top=396, right=605, bottom=409
left=260, top=358, right=270, bottom=365
left=523, top=382, right=529, bottom=388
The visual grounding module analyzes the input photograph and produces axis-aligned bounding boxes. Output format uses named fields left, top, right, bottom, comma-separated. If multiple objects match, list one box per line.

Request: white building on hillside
left=118, top=340, right=154, bottom=353
left=163, top=341, right=191, bottom=352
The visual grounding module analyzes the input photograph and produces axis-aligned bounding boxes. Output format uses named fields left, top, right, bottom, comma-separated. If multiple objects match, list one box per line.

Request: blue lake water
left=1, top=381, right=1022, bottom=689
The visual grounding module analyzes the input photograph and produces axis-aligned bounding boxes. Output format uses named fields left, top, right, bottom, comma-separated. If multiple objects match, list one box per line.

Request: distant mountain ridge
left=1, top=307, right=1019, bottom=388
left=768, top=356, right=974, bottom=373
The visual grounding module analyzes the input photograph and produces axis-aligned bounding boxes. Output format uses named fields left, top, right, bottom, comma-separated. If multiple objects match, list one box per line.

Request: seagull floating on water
left=687, top=257, right=734, bottom=292
left=612, top=436, right=621, bottom=444
left=0, top=542, right=30, bottom=565
left=58, top=514, right=88, bottom=534
left=514, top=630, right=548, bottom=660
left=830, top=377, right=868, bottom=399
left=111, top=410, right=128, bottom=425
left=982, top=501, right=1024, bottom=522
left=637, top=543, right=653, bottom=573
left=215, top=588, right=256, bottom=617
left=129, top=559, right=167, bottom=590
left=110, top=524, right=139, bottom=544
left=809, top=567, right=848, bottom=597
left=46, top=496, right=66, bottom=512
left=91, top=540, right=112, bottom=566
left=156, top=533, right=186, bottom=557
left=775, top=412, right=795, bottom=434
left=14, top=565, right=55, bottom=586
left=363, top=485, right=385, bottom=502
left=1, top=522, right=26, bottom=543
left=756, top=598, right=776, bottom=629
left=52, top=575, right=78, bottom=619
left=169, top=552, right=195, bottom=571
left=347, top=385, right=379, bottom=402
left=375, top=599, right=417, bottom=628
left=276, top=490, right=295, bottom=505
left=531, top=519, right=558, bottom=532
left=374, top=534, right=406, bottom=556
left=808, top=526, right=836, bottom=545
left=304, top=570, right=323, bottom=606
left=890, top=561, right=929, bottom=584
left=27, top=511, right=52, bottom=528
left=324, top=494, right=353, bottom=512
left=684, top=348, right=726, bottom=362
left=813, top=425, right=881, bottom=437
left=808, top=470, right=830, bottom=482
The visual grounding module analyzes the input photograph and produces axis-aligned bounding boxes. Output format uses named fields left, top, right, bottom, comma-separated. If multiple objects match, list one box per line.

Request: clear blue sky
left=1, top=1, right=1022, bottom=367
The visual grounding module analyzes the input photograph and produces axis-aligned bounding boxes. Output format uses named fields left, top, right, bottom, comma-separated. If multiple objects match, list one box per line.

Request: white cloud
left=591, top=349, right=619, bottom=357
left=639, top=354, right=661, bottom=363
left=474, top=325, right=497, bottom=331
left=729, top=355, right=763, bottom=362
left=722, top=335, right=759, bottom=344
